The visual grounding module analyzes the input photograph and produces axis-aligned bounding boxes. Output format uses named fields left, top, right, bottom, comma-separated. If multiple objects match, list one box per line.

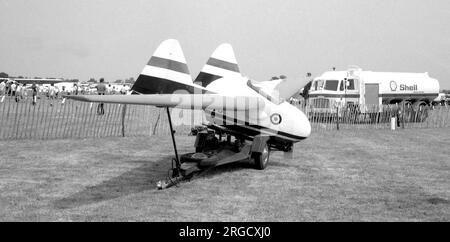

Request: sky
left=1, top=0, right=449, bottom=89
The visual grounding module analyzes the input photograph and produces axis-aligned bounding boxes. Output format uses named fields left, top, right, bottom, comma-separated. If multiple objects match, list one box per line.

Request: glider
left=67, top=39, right=311, bottom=189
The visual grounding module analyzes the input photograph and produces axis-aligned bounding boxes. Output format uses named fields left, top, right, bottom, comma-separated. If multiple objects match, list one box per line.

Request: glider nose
left=281, top=103, right=311, bottom=140
left=297, top=109, right=311, bottom=138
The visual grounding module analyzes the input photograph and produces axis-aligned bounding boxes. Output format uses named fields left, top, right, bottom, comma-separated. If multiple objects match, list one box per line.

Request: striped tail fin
left=194, top=43, right=241, bottom=87
left=132, top=39, right=205, bottom=94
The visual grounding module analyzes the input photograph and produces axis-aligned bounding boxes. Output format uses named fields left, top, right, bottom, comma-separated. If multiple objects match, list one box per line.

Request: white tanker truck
left=308, top=67, right=440, bottom=114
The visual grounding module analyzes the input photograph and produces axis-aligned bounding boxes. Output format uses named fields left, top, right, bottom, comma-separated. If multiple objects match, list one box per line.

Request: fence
left=297, top=104, right=450, bottom=132
left=1, top=95, right=449, bottom=140
left=0, top=96, right=202, bottom=140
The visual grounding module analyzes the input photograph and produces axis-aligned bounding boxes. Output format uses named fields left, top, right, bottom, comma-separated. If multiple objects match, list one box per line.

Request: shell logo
left=390, top=81, right=398, bottom=91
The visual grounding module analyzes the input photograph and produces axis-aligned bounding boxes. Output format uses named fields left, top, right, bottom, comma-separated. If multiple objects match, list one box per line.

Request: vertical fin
left=194, top=43, right=241, bottom=87
left=132, top=39, right=205, bottom=94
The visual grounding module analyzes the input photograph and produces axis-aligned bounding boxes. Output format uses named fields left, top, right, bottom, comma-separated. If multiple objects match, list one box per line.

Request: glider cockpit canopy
left=246, top=79, right=284, bottom=105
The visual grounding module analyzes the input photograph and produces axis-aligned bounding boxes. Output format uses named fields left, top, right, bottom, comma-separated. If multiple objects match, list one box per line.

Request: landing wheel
left=252, top=143, right=270, bottom=170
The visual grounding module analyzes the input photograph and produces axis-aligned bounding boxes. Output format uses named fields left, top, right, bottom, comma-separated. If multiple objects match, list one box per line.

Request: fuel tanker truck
left=308, top=67, right=439, bottom=114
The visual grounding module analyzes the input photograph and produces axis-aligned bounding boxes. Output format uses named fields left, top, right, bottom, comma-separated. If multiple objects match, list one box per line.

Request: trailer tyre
left=252, top=143, right=270, bottom=170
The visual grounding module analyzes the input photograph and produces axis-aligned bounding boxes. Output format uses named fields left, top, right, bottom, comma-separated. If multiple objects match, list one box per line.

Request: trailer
left=156, top=108, right=272, bottom=190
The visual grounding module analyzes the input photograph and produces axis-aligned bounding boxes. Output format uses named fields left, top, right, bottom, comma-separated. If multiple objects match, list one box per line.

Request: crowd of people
left=0, top=79, right=131, bottom=106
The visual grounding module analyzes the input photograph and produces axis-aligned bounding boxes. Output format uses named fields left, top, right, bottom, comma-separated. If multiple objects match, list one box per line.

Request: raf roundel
left=270, top=113, right=282, bottom=125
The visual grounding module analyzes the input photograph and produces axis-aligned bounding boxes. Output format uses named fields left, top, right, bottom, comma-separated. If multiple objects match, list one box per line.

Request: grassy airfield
left=0, top=128, right=449, bottom=221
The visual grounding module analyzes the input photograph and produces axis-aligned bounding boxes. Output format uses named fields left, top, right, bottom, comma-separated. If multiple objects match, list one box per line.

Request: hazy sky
left=1, top=0, right=449, bottom=88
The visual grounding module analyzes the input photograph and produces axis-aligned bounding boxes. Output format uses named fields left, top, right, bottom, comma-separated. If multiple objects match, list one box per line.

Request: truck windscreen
left=324, top=80, right=339, bottom=91
left=313, top=80, right=324, bottom=91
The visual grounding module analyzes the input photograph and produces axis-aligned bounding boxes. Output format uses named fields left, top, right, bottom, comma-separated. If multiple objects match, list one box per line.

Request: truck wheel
left=252, top=143, right=270, bottom=170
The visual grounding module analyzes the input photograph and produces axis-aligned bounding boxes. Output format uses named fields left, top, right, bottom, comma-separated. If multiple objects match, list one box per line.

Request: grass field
left=0, top=128, right=449, bottom=221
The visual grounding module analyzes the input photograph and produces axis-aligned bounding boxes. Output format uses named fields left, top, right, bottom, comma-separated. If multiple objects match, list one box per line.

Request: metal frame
left=166, top=107, right=181, bottom=176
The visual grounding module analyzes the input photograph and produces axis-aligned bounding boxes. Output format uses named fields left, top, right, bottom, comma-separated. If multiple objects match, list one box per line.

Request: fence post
left=14, top=99, right=20, bottom=139
left=401, top=102, right=405, bottom=129
left=336, top=106, right=339, bottom=130
left=121, top=104, right=127, bottom=137
left=152, top=109, right=161, bottom=135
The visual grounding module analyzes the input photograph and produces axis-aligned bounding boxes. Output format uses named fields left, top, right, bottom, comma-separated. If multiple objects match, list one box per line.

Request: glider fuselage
left=204, top=76, right=311, bottom=144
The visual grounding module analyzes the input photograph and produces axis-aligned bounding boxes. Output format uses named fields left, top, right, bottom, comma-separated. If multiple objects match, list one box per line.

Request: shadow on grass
left=197, top=160, right=254, bottom=179
left=193, top=157, right=297, bottom=180
left=53, top=156, right=256, bottom=209
left=54, top=156, right=173, bottom=209
left=194, top=157, right=297, bottom=179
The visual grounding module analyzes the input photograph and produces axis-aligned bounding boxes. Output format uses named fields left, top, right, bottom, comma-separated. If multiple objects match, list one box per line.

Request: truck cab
left=309, top=68, right=363, bottom=113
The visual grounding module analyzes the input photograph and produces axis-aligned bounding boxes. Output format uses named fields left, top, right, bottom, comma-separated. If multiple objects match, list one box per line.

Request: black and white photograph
left=0, top=0, right=449, bottom=227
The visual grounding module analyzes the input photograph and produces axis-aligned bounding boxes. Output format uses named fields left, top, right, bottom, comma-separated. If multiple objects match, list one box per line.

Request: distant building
left=13, top=78, right=68, bottom=85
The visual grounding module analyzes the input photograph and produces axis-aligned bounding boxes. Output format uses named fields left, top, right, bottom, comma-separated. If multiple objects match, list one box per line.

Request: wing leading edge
left=65, top=94, right=264, bottom=111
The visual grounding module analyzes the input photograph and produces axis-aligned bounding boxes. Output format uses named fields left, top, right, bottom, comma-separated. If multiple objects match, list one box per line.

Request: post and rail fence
left=296, top=103, right=450, bottom=132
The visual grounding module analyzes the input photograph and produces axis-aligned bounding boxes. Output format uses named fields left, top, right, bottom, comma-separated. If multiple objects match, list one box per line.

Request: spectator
left=120, top=84, right=127, bottom=95
left=107, top=84, right=112, bottom=95
left=49, top=84, right=56, bottom=100
left=31, top=82, right=38, bottom=105
left=5, top=80, right=11, bottom=95
left=97, top=78, right=106, bottom=115
left=10, top=81, right=17, bottom=97
left=15, top=83, right=22, bottom=102
left=21, top=84, right=27, bottom=99
left=73, top=83, right=79, bottom=95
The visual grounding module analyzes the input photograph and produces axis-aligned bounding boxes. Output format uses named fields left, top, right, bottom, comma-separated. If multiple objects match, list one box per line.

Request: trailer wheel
left=252, top=143, right=270, bottom=170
